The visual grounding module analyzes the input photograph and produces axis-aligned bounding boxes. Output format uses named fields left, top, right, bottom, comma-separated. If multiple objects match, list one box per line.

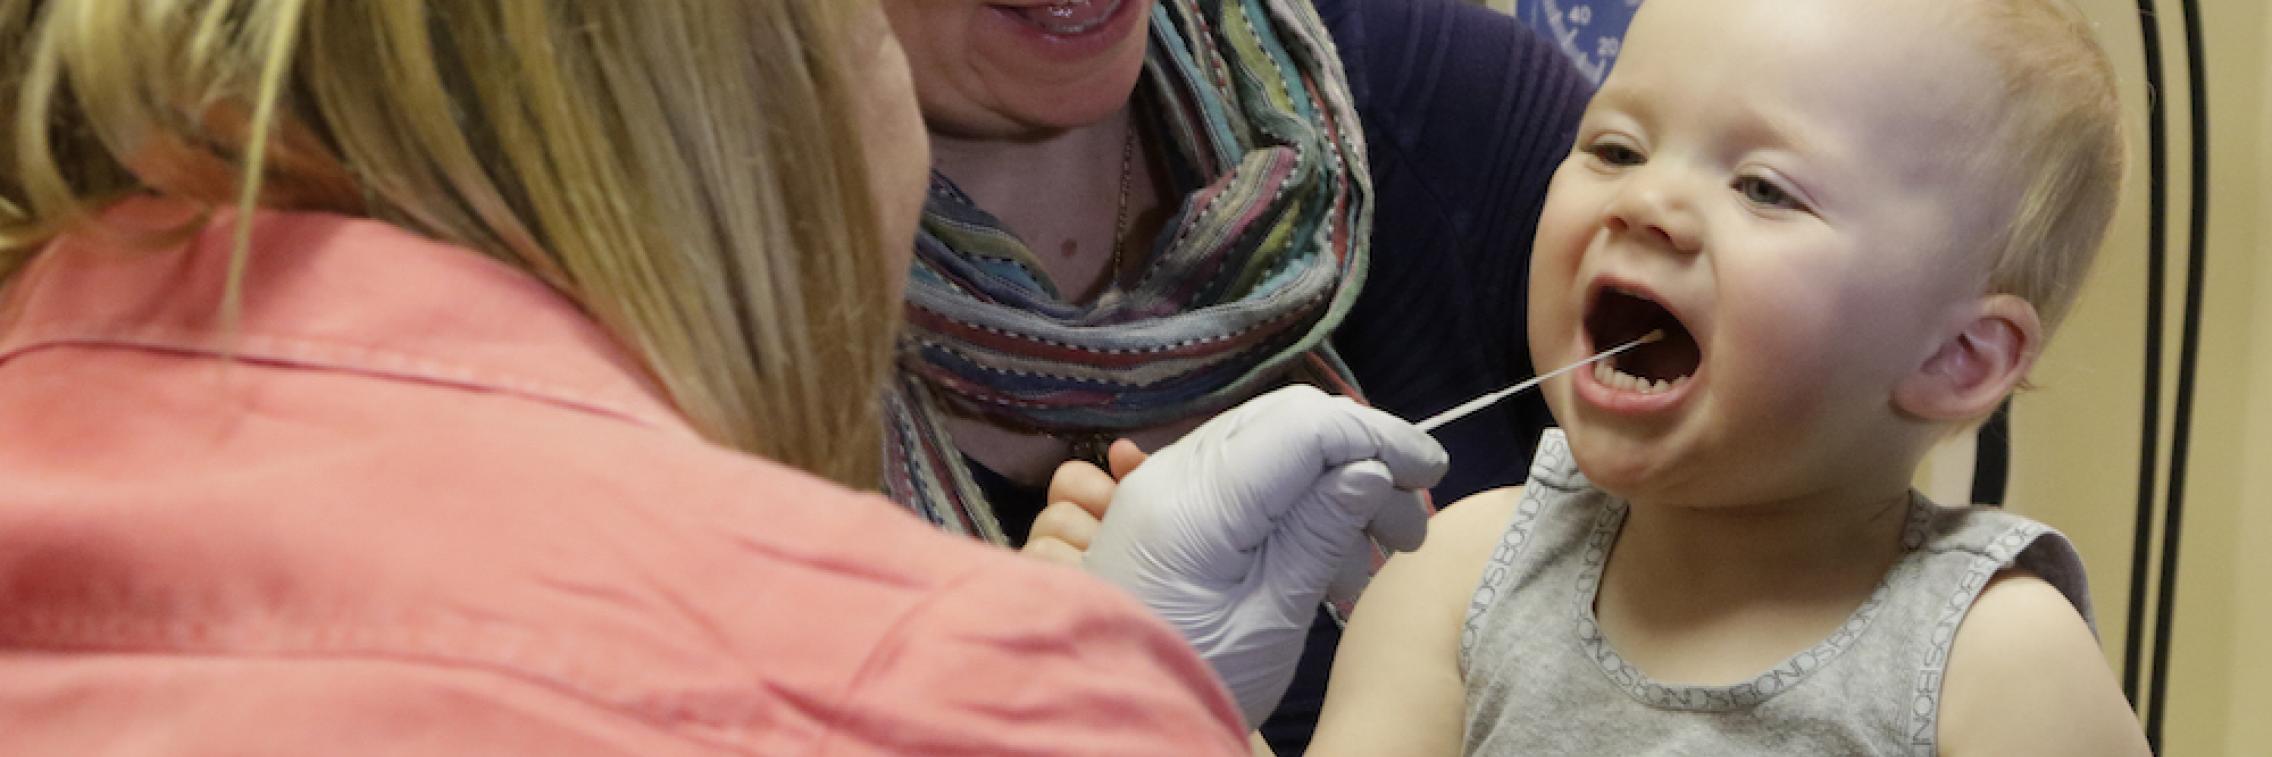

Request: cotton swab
left=1414, top=330, right=1665, bottom=433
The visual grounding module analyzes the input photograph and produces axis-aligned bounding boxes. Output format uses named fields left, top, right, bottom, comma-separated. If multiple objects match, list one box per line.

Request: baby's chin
left=1563, top=426, right=1670, bottom=492
left=1561, top=425, right=1731, bottom=508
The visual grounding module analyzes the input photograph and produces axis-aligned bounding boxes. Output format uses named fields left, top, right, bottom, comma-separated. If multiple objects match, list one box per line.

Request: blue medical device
left=1515, top=0, right=1642, bottom=85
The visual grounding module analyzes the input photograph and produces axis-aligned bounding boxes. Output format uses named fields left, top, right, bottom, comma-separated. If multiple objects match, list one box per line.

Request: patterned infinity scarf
left=882, top=0, right=1373, bottom=543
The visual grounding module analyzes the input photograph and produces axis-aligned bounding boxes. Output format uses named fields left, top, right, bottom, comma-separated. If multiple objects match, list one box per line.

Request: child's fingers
left=1107, top=438, right=1150, bottom=481
left=1030, top=499, right=1102, bottom=551
left=1047, top=459, right=1118, bottom=519
left=1020, top=536, right=1087, bottom=569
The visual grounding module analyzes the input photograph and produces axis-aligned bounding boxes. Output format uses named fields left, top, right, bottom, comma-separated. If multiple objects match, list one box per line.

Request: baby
left=1306, top=0, right=2145, bottom=753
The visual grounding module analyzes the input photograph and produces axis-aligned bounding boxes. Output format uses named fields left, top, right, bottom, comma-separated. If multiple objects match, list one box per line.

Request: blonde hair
left=2, top=0, right=896, bottom=489
left=1963, top=0, right=2128, bottom=334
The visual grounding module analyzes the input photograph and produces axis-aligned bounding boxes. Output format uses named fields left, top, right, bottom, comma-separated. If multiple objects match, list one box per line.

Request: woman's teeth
left=1015, top=0, right=1124, bottom=35
left=1594, top=360, right=1687, bottom=395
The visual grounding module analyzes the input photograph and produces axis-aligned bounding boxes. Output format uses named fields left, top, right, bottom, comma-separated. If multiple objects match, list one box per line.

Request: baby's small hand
left=1020, top=441, right=1148, bottom=568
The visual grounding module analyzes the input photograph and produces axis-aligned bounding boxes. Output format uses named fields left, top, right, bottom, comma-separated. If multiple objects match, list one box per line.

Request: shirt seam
left=1905, top=520, right=2055, bottom=756
left=0, top=617, right=768, bottom=755
left=0, top=323, right=683, bottom=434
left=1461, top=430, right=1576, bottom=671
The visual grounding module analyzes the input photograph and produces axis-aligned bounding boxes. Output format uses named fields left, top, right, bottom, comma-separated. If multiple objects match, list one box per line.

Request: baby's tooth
left=1651, top=379, right=1670, bottom=394
left=1595, top=361, right=1612, bottom=383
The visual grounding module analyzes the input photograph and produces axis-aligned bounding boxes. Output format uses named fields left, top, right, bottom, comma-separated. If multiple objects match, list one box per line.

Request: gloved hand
left=1082, top=385, right=1448, bottom=726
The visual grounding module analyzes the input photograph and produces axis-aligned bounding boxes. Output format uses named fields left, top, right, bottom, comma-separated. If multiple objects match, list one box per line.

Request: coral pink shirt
left=0, top=199, right=1247, bottom=756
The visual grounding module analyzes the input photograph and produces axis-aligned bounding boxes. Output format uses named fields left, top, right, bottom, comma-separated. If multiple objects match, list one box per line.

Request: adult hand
left=1082, top=385, right=1447, bottom=727
left=1021, top=441, right=1147, bottom=568
left=1028, top=438, right=1389, bottom=604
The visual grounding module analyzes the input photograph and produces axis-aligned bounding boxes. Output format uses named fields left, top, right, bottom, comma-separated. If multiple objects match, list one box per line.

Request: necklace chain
left=1106, top=115, right=1138, bottom=291
left=1057, top=118, right=1142, bottom=469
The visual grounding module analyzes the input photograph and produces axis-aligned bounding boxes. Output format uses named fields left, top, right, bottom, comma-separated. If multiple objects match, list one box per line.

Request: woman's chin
left=969, top=5, right=1149, bottom=128
left=1015, top=77, right=1144, bottom=129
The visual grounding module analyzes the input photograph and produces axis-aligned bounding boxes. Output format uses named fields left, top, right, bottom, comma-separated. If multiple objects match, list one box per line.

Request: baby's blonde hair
left=2, top=0, right=895, bottom=489
left=1960, top=0, right=2128, bottom=334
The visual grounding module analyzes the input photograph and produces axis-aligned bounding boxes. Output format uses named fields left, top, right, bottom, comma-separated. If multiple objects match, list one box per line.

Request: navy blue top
left=1322, top=0, right=1589, bottom=503
left=970, top=0, right=1590, bottom=752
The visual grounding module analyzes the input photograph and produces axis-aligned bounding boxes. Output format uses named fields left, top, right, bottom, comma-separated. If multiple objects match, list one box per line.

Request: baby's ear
left=1893, top=294, right=2042, bottom=422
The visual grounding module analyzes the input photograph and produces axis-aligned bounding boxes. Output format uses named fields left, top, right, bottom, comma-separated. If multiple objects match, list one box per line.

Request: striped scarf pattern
left=883, top=0, right=1373, bottom=543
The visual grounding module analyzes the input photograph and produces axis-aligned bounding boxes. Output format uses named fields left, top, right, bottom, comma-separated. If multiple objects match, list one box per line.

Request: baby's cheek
left=1526, top=228, right=1591, bottom=356
left=1714, top=280, right=1844, bottom=409
left=1529, top=169, right=1599, bottom=280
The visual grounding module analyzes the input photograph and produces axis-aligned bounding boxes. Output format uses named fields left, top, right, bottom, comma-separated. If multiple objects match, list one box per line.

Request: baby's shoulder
left=1426, top=486, right=1527, bottom=563
left=1356, top=487, right=1527, bottom=624
left=1935, top=570, right=2148, bottom=756
left=1437, top=485, right=1526, bottom=528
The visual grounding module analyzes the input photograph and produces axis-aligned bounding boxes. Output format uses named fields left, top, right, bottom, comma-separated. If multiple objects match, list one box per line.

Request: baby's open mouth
left=1585, top=288, right=1701, bottom=393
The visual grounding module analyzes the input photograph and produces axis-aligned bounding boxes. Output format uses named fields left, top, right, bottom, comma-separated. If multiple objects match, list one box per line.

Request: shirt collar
left=0, top=197, right=696, bottom=438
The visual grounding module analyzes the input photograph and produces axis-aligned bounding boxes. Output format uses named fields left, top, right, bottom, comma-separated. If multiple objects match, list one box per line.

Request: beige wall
left=2007, top=0, right=2154, bottom=730
left=2235, top=9, right=2272, bottom=744
left=2016, top=1, right=2269, bottom=754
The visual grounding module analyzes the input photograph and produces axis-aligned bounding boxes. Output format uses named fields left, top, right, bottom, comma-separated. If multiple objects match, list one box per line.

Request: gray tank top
left=1460, top=430, right=2093, bottom=756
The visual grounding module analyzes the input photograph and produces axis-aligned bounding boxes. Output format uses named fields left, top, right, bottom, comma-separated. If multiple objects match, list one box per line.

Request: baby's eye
left=1734, top=175, right=1806, bottom=211
left=1586, top=142, right=1645, bottom=167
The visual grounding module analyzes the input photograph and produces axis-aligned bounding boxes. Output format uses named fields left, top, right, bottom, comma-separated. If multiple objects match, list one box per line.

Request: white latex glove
left=1082, top=385, right=1448, bottom=727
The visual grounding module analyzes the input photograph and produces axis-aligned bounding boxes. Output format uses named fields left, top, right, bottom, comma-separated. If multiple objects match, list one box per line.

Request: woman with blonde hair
left=0, top=1, right=1443, bottom=751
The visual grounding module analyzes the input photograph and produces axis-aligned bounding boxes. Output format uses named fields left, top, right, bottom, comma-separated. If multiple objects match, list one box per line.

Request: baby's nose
left=1603, top=176, right=1703, bottom=254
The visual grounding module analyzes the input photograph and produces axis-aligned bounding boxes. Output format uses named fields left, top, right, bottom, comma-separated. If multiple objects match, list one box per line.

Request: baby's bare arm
left=1306, top=487, right=1523, bottom=757
left=1938, top=571, right=2150, bottom=756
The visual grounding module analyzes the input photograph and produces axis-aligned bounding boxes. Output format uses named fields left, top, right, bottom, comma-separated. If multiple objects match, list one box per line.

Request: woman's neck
left=928, top=108, right=1160, bottom=305
left=930, top=111, right=1128, bottom=205
left=924, top=107, right=1190, bottom=486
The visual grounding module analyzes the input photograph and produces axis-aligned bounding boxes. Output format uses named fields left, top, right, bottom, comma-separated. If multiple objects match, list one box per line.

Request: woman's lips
left=981, top=0, right=1145, bottom=64
left=1003, top=0, right=1126, bottom=35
